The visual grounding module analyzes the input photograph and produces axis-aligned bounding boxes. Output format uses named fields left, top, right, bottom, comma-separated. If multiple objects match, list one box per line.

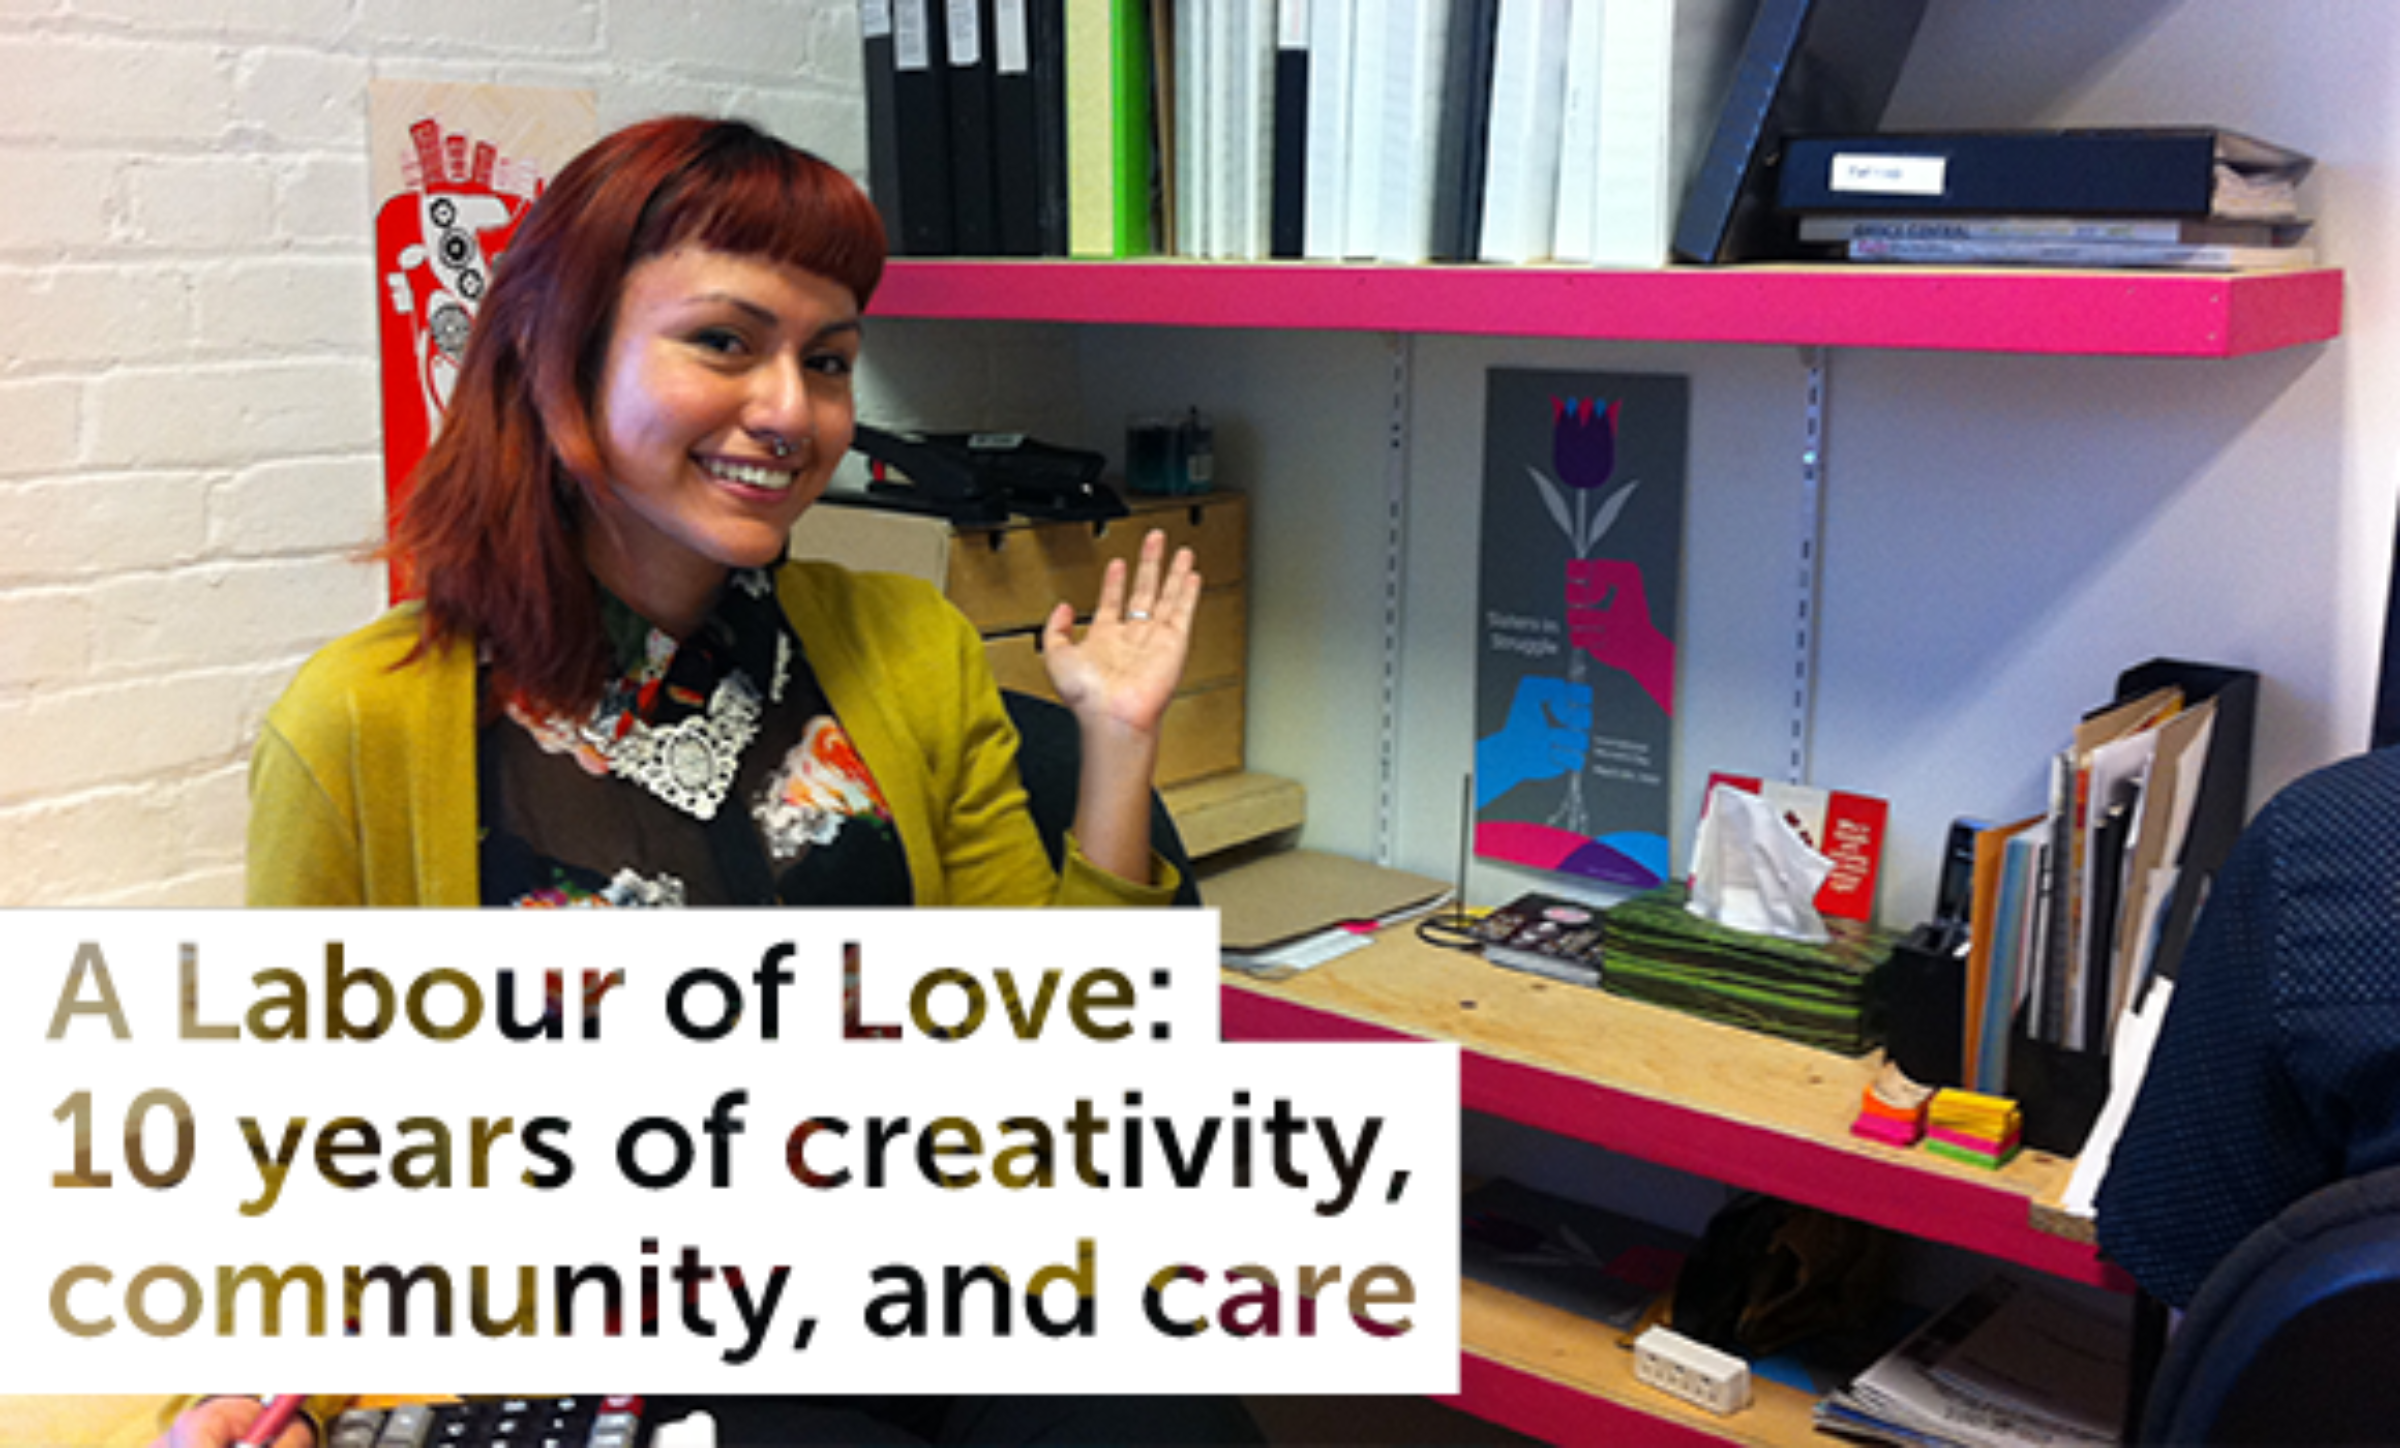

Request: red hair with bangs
left=390, top=115, right=887, bottom=715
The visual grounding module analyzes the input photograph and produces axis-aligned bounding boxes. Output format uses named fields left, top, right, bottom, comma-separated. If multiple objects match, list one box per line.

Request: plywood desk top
left=1222, top=927, right=2121, bottom=1288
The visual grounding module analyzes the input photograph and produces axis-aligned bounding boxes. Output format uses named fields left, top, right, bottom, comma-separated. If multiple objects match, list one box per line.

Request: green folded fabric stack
left=1600, top=884, right=1897, bottom=1055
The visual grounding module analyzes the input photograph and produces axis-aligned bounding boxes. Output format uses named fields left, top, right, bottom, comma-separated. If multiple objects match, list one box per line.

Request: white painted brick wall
left=0, top=2, right=938, bottom=906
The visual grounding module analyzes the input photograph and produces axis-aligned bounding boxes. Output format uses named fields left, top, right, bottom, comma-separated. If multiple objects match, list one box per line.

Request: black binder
left=1671, top=0, right=1929, bottom=264
left=1267, top=5, right=1308, bottom=259
left=889, top=0, right=956, bottom=255
left=861, top=0, right=911, bottom=249
left=1028, top=0, right=1070, bottom=255
left=943, top=0, right=1000, bottom=256
left=1776, top=128, right=2314, bottom=220
left=990, top=0, right=1044, bottom=255
left=1430, top=0, right=1500, bottom=262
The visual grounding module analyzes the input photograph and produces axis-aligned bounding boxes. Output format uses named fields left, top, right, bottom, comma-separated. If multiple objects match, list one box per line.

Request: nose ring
left=766, top=434, right=794, bottom=459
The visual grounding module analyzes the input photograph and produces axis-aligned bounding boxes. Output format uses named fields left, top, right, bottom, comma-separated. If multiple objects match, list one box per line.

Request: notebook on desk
left=1205, top=848, right=1451, bottom=976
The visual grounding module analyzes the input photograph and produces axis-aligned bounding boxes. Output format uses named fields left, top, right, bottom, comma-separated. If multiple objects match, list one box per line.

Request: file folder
left=1776, top=128, right=2313, bottom=221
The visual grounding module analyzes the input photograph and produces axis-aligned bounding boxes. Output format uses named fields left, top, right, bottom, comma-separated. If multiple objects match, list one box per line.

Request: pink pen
left=234, top=1395, right=308, bottom=1448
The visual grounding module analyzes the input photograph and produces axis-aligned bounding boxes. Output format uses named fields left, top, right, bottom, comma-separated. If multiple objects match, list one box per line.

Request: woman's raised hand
left=1040, top=529, right=1201, bottom=740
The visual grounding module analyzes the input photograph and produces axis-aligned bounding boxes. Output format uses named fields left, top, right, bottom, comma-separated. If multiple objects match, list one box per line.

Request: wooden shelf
left=1162, top=770, right=1305, bottom=858
left=874, top=258, right=2343, bottom=359
left=1453, top=1279, right=1825, bottom=1448
left=1222, top=930, right=2128, bottom=1291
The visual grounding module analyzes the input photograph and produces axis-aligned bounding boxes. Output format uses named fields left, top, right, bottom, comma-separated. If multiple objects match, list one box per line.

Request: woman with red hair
left=162, top=107, right=1247, bottom=1448
left=247, top=115, right=1198, bottom=913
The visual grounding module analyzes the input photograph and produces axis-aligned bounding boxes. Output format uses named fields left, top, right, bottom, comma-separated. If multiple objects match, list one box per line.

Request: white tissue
left=1687, top=783, right=1834, bottom=943
left=651, top=1410, right=719, bottom=1448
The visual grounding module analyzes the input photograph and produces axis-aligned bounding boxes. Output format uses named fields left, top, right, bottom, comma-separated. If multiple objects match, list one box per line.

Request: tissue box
left=1600, top=884, right=1899, bottom=1055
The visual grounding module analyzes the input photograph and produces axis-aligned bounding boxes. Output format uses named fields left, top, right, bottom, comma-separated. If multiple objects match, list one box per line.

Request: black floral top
left=477, top=567, right=912, bottom=908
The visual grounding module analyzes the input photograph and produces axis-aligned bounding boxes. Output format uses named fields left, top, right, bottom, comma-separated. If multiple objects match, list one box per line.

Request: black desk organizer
left=1882, top=658, right=2257, bottom=1155
left=2022, top=658, right=2256, bottom=1153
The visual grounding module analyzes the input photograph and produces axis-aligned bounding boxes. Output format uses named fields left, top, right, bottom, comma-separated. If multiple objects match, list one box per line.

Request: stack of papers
left=1852, top=1062, right=1934, bottom=1147
left=1207, top=849, right=1451, bottom=980
left=1925, top=1090, right=2024, bottom=1170
left=1816, top=1276, right=2126, bottom=1448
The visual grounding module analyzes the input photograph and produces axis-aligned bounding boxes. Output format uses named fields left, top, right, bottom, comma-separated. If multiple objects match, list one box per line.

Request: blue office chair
left=2139, top=1162, right=2400, bottom=1443
left=999, top=690, right=1203, bottom=907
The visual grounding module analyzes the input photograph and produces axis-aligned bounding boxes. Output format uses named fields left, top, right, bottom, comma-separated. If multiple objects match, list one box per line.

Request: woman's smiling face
left=582, top=244, right=862, bottom=632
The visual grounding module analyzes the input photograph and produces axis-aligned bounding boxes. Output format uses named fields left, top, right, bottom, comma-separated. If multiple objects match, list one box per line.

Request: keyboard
left=324, top=1397, right=650, bottom=1448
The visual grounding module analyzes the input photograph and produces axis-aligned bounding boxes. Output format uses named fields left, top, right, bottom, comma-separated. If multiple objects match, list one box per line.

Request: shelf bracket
left=1375, top=333, right=1415, bottom=866
left=1788, top=346, right=1830, bottom=785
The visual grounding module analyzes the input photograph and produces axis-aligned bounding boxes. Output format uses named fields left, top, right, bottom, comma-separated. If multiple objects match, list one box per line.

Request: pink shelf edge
left=1222, top=983, right=2130, bottom=1292
left=873, top=259, right=2342, bottom=359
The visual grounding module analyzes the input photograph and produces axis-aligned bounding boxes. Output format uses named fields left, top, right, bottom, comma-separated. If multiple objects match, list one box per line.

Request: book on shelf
left=1970, top=822, right=2047, bottom=1094
left=874, top=0, right=957, bottom=256
left=1367, top=0, right=1454, bottom=263
left=1546, top=0, right=1606, bottom=263
left=1197, top=0, right=1259, bottom=258
left=1227, top=0, right=1277, bottom=259
left=1671, top=0, right=1930, bottom=264
left=1066, top=0, right=1155, bottom=258
left=989, top=0, right=1047, bottom=256
left=1777, top=127, right=2316, bottom=222
left=1267, top=0, right=1308, bottom=257
left=861, top=1, right=912, bottom=252
left=1959, top=813, right=2042, bottom=1096
left=1474, top=0, right=1570, bottom=263
left=1468, top=891, right=1607, bottom=987
left=1337, top=0, right=1390, bottom=259
left=1579, top=0, right=1754, bottom=267
left=1300, top=0, right=1355, bottom=258
left=1798, top=213, right=2313, bottom=247
left=1168, top=0, right=1197, bottom=256
left=943, top=0, right=1001, bottom=256
left=1427, top=0, right=1500, bottom=261
left=1844, top=234, right=2318, bottom=272
left=1027, top=0, right=1072, bottom=254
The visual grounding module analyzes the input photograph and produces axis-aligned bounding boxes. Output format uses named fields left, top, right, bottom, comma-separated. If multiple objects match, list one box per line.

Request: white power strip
left=1633, top=1325, right=1753, bottom=1416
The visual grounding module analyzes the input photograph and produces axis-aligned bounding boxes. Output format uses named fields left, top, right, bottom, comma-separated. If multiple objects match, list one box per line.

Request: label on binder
left=1830, top=153, right=1947, bottom=197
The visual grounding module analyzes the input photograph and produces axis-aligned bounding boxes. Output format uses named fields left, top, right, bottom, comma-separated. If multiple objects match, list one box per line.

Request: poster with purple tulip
left=1475, top=369, right=1687, bottom=888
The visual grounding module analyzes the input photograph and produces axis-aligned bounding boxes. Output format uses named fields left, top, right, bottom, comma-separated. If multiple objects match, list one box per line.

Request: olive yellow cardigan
left=247, top=560, right=1175, bottom=908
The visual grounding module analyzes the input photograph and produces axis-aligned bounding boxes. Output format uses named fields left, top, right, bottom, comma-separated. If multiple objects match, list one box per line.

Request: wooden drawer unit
left=793, top=492, right=1254, bottom=790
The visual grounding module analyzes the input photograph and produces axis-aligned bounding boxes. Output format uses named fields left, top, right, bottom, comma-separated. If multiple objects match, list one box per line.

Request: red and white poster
left=369, top=81, right=596, bottom=598
left=1692, top=773, right=1890, bottom=922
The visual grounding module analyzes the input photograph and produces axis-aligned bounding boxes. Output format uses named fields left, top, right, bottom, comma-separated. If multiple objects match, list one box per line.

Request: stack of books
left=1599, top=883, right=1898, bottom=1055
left=1924, top=1089, right=2022, bottom=1170
left=1776, top=128, right=2318, bottom=271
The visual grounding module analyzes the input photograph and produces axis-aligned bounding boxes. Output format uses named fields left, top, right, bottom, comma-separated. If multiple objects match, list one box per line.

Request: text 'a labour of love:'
left=55, top=938, right=1180, bottom=1045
